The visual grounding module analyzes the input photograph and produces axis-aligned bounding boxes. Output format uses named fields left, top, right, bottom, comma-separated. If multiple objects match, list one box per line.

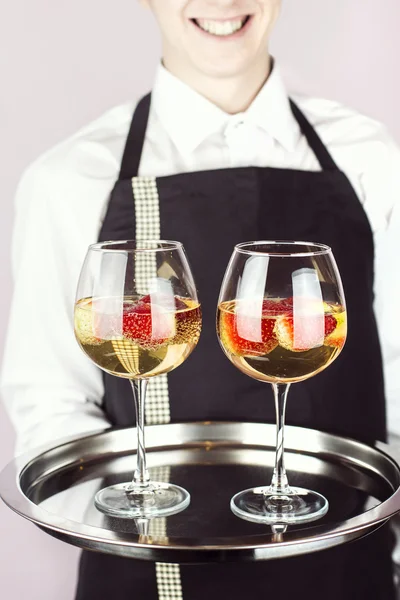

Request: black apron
left=75, top=95, right=395, bottom=600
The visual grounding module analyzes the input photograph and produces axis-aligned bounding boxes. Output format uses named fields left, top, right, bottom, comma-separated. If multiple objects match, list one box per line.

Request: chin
left=191, top=56, right=256, bottom=80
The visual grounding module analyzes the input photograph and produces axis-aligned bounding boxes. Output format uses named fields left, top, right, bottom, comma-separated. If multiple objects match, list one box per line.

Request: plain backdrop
left=1, top=1, right=399, bottom=598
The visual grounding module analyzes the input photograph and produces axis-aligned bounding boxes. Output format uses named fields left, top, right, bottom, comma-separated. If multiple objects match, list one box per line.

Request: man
left=2, top=1, right=400, bottom=598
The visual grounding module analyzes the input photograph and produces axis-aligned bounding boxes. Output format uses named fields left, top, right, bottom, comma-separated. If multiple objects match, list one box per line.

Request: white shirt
left=2, top=63, right=400, bottom=455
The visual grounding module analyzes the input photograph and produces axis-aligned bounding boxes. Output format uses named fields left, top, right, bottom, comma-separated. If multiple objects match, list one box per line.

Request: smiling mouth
left=191, top=16, right=251, bottom=37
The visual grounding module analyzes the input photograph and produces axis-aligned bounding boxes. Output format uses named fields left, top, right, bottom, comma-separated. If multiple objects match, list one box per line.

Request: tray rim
left=1, top=421, right=400, bottom=560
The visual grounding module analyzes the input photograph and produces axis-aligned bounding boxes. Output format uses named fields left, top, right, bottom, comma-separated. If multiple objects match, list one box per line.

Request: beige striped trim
left=132, top=176, right=183, bottom=600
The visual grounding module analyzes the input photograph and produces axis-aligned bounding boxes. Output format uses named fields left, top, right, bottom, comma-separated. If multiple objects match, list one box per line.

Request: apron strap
left=119, top=93, right=152, bottom=180
left=289, top=100, right=338, bottom=171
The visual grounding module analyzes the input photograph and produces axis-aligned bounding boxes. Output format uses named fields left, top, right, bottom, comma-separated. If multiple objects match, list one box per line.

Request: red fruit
left=123, top=303, right=151, bottom=343
left=325, top=312, right=347, bottom=348
left=122, top=301, right=174, bottom=345
left=262, top=298, right=293, bottom=316
left=275, top=313, right=338, bottom=352
left=324, top=314, right=337, bottom=337
left=220, top=310, right=278, bottom=356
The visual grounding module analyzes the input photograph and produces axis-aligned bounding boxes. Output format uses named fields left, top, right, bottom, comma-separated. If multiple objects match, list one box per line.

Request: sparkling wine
left=75, top=295, right=201, bottom=379
left=217, top=297, right=346, bottom=383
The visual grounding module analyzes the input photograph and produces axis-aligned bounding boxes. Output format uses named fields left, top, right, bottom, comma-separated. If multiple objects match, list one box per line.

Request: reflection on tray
left=37, top=450, right=385, bottom=542
left=3, top=422, right=400, bottom=562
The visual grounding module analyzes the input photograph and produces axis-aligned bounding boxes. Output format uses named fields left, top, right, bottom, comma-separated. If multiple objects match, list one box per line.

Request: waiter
left=2, top=0, right=400, bottom=598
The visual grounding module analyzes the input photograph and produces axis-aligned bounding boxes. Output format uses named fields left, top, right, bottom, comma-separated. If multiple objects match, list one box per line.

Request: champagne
left=217, top=298, right=346, bottom=383
left=75, top=295, right=201, bottom=379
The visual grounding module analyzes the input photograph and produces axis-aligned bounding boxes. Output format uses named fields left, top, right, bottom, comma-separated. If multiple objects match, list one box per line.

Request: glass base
left=94, top=481, right=190, bottom=519
left=231, top=486, right=328, bottom=525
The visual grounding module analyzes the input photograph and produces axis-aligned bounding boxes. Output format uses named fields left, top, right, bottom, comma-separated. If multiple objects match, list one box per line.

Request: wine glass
left=74, top=240, right=201, bottom=518
left=217, top=241, right=347, bottom=524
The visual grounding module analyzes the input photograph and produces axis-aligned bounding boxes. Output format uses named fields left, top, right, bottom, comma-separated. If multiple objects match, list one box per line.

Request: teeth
left=195, top=18, right=247, bottom=36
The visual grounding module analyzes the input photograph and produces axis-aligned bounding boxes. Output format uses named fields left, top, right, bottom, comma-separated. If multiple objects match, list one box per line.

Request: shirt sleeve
left=0, top=160, right=111, bottom=457
left=363, top=130, right=400, bottom=438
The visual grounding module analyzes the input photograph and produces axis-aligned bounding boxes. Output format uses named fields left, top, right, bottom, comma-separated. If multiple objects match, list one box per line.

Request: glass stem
left=130, top=379, right=150, bottom=488
left=269, top=382, right=291, bottom=495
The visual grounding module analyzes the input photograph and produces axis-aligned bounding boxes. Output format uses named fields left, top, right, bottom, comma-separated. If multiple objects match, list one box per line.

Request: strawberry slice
left=324, top=314, right=337, bottom=337
left=122, top=302, right=152, bottom=343
left=122, top=300, right=175, bottom=346
left=220, top=298, right=294, bottom=357
left=275, top=312, right=341, bottom=352
left=325, top=312, right=347, bottom=348
left=220, top=309, right=278, bottom=357
left=262, top=298, right=293, bottom=316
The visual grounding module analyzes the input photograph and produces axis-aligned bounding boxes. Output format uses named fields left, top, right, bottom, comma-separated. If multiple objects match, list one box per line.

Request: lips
left=191, top=15, right=251, bottom=37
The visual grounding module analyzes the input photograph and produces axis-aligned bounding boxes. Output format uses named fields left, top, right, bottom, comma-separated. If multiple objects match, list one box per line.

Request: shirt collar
left=244, top=64, right=299, bottom=152
left=151, top=61, right=299, bottom=155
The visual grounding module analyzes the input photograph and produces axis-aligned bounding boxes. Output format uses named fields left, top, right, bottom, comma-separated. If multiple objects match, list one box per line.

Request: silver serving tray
left=1, top=422, right=400, bottom=563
